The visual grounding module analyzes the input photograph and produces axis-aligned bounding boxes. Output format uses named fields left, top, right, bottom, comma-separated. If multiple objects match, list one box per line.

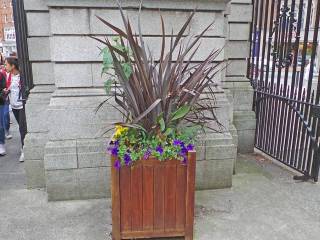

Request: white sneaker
left=5, top=130, right=12, bottom=140
left=0, top=144, right=6, bottom=156
left=19, top=150, right=24, bottom=162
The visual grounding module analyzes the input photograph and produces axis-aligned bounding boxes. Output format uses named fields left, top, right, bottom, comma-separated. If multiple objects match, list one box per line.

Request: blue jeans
left=3, top=101, right=10, bottom=132
left=0, top=105, right=5, bottom=144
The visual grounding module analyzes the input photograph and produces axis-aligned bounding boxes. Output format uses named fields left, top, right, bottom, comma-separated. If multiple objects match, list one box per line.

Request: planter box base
left=111, top=151, right=196, bottom=240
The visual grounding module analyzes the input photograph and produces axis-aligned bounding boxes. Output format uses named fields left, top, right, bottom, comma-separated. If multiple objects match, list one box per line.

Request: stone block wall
left=23, top=1, right=54, bottom=188
left=23, top=0, right=253, bottom=201
left=225, top=0, right=256, bottom=154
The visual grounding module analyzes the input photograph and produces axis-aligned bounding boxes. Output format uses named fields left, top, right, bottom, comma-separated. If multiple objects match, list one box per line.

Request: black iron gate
left=12, top=0, right=33, bottom=97
left=249, top=0, right=320, bottom=181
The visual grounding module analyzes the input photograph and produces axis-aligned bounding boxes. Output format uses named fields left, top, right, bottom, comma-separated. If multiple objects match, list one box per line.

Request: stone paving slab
left=1, top=151, right=320, bottom=239
left=0, top=115, right=26, bottom=190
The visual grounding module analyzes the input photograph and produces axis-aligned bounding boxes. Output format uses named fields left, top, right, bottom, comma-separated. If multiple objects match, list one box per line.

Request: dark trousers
left=3, top=101, right=10, bottom=131
left=0, top=105, right=4, bottom=144
left=12, top=108, right=27, bottom=147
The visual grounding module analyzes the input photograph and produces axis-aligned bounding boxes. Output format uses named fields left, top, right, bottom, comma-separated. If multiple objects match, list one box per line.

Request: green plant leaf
left=164, top=128, right=173, bottom=136
left=121, top=62, right=133, bottom=79
left=103, top=48, right=113, bottom=66
left=101, top=48, right=113, bottom=77
left=171, top=105, right=191, bottom=121
left=159, top=117, right=165, bottom=132
left=156, top=113, right=165, bottom=132
left=104, top=79, right=114, bottom=94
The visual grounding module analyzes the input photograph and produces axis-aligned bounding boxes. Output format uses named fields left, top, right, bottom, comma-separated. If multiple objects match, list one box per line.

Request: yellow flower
left=113, top=125, right=128, bottom=140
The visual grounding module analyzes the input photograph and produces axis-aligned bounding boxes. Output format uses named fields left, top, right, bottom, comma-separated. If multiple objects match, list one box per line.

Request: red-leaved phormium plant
left=91, top=1, right=224, bottom=167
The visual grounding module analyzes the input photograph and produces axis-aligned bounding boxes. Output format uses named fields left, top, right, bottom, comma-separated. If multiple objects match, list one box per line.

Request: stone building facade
left=0, top=0, right=16, bottom=55
left=23, top=0, right=255, bottom=201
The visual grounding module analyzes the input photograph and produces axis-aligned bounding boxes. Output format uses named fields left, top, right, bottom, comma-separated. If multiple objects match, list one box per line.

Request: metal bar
left=254, top=0, right=265, bottom=81
left=310, top=3, right=320, bottom=181
left=303, top=90, right=315, bottom=172
left=259, top=0, right=271, bottom=151
left=297, top=0, right=313, bottom=170
left=282, top=0, right=297, bottom=162
left=290, top=0, right=304, bottom=97
left=278, top=85, right=290, bottom=162
left=251, top=0, right=260, bottom=81
left=277, top=2, right=293, bottom=161
left=247, top=0, right=255, bottom=79
left=261, top=0, right=277, bottom=152
left=287, top=0, right=305, bottom=167
left=312, top=119, right=320, bottom=181
left=287, top=88, right=299, bottom=165
left=260, top=0, right=270, bottom=86
left=297, top=1, right=312, bottom=98
left=273, top=83, right=283, bottom=157
left=274, top=0, right=289, bottom=157
left=253, top=0, right=265, bottom=149
left=12, top=0, right=33, bottom=96
left=307, top=0, right=320, bottom=178
left=267, top=0, right=282, bottom=153
left=293, top=89, right=305, bottom=169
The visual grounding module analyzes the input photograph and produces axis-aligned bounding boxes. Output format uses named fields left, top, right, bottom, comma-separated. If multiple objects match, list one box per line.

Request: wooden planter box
left=111, top=151, right=196, bottom=240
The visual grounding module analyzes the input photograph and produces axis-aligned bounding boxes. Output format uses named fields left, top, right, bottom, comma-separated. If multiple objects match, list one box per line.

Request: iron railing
left=249, top=0, right=320, bottom=181
left=12, top=0, right=33, bottom=98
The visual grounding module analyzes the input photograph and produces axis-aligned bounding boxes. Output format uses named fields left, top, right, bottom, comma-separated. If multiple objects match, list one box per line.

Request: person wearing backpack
left=4, top=57, right=27, bottom=162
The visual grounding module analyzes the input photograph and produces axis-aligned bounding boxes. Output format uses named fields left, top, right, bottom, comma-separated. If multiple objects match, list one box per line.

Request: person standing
left=5, top=57, right=27, bottom=162
left=0, top=52, right=11, bottom=141
left=0, top=68, right=7, bottom=156
left=3, top=65, right=12, bottom=140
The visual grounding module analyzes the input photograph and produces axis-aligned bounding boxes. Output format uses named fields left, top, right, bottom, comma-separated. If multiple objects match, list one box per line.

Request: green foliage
left=171, top=106, right=191, bottom=121
left=121, top=62, right=132, bottom=80
left=92, top=2, right=224, bottom=167
left=104, top=79, right=114, bottom=94
left=157, top=113, right=166, bottom=132
left=92, top=5, right=223, bottom=134
left=109, top=124, right=196, bottom=167
left=101, top=36, right=133, bottom=94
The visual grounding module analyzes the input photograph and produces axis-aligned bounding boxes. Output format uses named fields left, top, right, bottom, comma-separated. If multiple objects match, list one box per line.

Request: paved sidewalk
left=1, top=133, right=320, bottom=240
left=0, top=118, right=25, bottom=191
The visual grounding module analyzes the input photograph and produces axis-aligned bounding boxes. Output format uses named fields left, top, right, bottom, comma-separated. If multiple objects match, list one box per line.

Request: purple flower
left=180, top=146, right=188, bottom=155
left=114, top=160, right=121, bottom=170
left=143, top=148, right=152, bottom=160
left=114, top=140, right=120, bottom=146
left=156, top=145, right=164, bottom=155
left=186, top=144, right=194, bottom=151
left=107, top=145, right=119, bottom=156
left=173, top=139, right=183, bottom=146
left=111, top=147, right=119, bottom=156
left=124, top=153, right=132, bottom=166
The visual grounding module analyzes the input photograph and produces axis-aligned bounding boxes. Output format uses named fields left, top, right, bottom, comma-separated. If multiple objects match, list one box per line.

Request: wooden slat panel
left=143, top=166, right=154, bottom=230
left=185, top=151, right=196, bottom=240
left=120, top=167, right=131, bottom=232
left=153, top=164, right=165, bottom=231
left=130, top=165, right=143, bottom=231
left=111, top=156, right=121, bottom=240
left=176, top=163, right=187, bottom=230
left=164, top=162, right=177, bottom=231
